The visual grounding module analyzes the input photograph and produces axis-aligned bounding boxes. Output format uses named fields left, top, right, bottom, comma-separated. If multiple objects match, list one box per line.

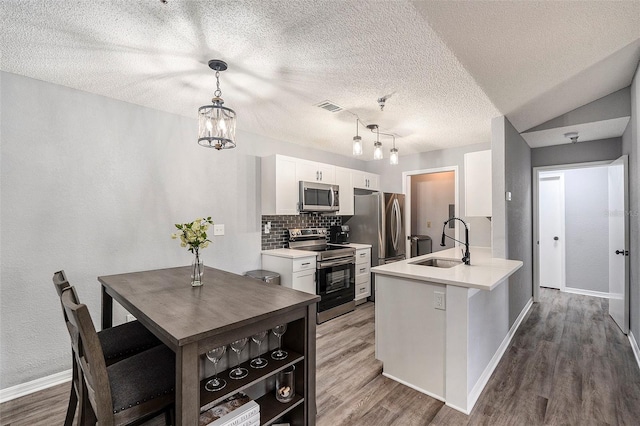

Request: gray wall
left=532, top=138, right=622, bottom=168
left=524, top=87, right=631, bottom=133
left=0, top=72, right=367, bottom=389
left=366, top=142, right=493, bottom=248
left=492, top=116, right=533, bottom=327
left=623, top=63, right=640, bottom=341
left=504, top=119, right=534, bottom=326
left=563, top=167, right=610, bottom=293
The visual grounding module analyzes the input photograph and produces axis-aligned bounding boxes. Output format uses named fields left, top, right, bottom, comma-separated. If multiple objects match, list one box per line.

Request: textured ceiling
left=1, top=1, right=639, bottom=158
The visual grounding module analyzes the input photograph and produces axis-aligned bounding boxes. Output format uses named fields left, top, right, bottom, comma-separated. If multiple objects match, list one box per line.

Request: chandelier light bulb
left=373, top=141, right=383, bottom=160
left=390, top=147, right=398, bottom=165
left=353, top=136, right=363, bottom=156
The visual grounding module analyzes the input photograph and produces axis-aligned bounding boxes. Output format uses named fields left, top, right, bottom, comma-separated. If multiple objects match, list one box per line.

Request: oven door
left=316, top=258, right=355, bottom=312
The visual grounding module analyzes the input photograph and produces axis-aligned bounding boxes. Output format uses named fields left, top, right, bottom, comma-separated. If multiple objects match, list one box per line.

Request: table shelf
left=200, top=349, right=304, bottom=412
left=256, top=392, right=304, bottom=426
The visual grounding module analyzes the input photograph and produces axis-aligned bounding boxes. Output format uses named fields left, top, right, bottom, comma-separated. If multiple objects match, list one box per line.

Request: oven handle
left=318, top=258, right=354, bottom=269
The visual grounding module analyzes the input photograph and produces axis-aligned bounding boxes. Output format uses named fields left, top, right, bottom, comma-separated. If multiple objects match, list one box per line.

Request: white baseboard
left=563, top=287, right=611, bottom=299
left=467, top=297, right=534, bottom=411
left=630, top=332, right=640, bottom=372
left=381, top=372, right=445, bottom=403
left=0, top=369, right=71, bottom=404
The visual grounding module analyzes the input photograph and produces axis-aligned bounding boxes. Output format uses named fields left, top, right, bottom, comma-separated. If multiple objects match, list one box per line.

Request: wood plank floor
left=2, top=288, right=640, bottom=425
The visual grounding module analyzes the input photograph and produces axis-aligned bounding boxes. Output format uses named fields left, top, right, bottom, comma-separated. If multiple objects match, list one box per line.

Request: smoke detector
left=564, top=132, right=579, bottom=143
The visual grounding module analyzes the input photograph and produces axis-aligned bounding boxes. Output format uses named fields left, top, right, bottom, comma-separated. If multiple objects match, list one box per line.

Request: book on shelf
left=199, top=393, right=260, bottom=426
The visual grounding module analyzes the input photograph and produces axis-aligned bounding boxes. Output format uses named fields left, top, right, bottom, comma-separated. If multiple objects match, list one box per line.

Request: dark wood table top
left=99, top=266, right=319, bottom=347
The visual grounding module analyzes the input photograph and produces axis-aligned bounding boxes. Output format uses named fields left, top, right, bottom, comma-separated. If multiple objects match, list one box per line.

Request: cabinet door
left=292, top=270, right=316, bottom=295
left=316, top=164, right=335, bottom=183
left=296, top=159, right=320, bottom=183
left=335, top=167, right=354, bottom=215
left=353, top=171, right=380, bottom=190
left=275, top=156, right=299, bottom=215
left=366, top=173, right=380, bottom=190
left=464, top=150, right=492, bottom=217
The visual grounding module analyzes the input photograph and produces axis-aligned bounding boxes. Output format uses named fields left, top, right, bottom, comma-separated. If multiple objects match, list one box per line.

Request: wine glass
left=250, top=330, right=268, bottom=369
left=229, top=338, right=249, bottom=380
left=204, top=346, right=226, bottom=392
left=271, top=324, right=288, bottom=360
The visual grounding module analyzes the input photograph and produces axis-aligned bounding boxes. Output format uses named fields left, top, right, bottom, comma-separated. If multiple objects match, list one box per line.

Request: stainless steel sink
left=411, top=258, right=463, bottom=268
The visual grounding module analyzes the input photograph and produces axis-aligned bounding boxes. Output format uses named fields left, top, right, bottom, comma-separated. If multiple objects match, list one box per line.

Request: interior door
left=538, top=174, right=565, bottom=290
left=608, top=155, right=629, bottom=334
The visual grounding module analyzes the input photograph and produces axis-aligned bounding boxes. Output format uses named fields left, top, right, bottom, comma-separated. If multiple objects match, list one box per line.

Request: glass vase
left=191, top=249, right=204, bottom=287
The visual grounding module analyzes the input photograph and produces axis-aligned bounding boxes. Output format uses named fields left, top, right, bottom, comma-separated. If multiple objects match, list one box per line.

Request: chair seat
left=108, top=345, right=176, bottom=414
left=99, top=320, right=161, bottom=363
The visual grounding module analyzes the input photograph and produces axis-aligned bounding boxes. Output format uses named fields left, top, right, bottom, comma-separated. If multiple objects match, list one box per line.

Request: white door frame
left=402, top=166, right=459, bottom=256
left=532, top=160, right=611, bottom=302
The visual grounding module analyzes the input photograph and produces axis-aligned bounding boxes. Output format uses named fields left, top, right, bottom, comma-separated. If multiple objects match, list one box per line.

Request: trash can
left=410, top=235, right=432, bottom=258
left=244, top=270, right=281, bottom=285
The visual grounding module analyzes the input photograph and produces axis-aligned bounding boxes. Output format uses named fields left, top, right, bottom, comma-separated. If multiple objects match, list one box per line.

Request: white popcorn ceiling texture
left=1, top=0, right=639, bottom=156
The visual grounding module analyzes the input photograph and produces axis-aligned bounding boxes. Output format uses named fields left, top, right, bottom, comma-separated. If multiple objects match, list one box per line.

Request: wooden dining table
left=99, top=265, right=319, bottom=425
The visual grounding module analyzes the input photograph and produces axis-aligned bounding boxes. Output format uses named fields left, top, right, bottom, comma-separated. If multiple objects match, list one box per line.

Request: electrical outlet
left=427, top=221, right=431, bottom=228
left=434, top=291, right=446, bottom=310
left=213, top=224, right=225, bottom=235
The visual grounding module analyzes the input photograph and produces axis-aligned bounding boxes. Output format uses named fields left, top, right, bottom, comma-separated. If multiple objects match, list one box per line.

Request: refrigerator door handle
left=392, top=198, right=401, bottom=251
left=378, top=193, right=385, bottom=259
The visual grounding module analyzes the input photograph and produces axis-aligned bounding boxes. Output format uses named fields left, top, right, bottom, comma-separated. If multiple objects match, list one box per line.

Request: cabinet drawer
left=356, top=249, right=371, bottom=265
left=355, top=263, right=370, bottom=277
left=293, top=257, right=316, bottom=272
left=355, top=275, right=370, bottom=298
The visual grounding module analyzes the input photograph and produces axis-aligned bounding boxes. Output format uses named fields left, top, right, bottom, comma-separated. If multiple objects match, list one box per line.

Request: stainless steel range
left=288, top=228, right=356, bottom=323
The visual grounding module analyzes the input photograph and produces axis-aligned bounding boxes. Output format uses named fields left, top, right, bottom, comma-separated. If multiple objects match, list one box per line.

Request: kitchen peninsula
left=371, top=247, right=523, bottom=414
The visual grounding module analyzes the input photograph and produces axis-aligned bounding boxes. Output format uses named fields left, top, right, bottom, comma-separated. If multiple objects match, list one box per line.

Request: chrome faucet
left=440, top=217, right=471, bottom=265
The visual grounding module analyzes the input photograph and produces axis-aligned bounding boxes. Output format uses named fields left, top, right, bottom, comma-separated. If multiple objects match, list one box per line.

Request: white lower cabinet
left=354, top=248, right=371, bottom=303
left=261, top=253, right=317, bottom=295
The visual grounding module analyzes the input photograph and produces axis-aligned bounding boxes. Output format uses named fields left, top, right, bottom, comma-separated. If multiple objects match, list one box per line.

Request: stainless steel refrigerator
left=345, top=189, right=406, bottom=301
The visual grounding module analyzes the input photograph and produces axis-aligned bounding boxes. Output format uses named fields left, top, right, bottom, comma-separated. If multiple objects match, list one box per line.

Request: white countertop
left=371, top=247, right=523, bottom=291
left=261, top=248, right=317, bottom=259
left=328, top=242, right=372, bottom=249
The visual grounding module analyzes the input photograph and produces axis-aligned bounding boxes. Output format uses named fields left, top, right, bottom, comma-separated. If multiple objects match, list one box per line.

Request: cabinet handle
left=301, top=262, right=310, bottom=266
left=359, top=253, right=366, bottom=257
left=360, top=268, right=366, bottom=273
left=320, top=171, right=323, bottom=180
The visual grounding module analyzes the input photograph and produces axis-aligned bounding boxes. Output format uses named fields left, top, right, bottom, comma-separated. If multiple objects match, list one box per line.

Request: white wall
left=0, top=72, right=366, bottom=389
left=410, top=171, right=455, bottom=251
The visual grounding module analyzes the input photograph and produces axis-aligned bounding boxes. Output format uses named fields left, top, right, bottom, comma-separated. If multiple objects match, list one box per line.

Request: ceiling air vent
left=314, top=100, right=344, bottom=113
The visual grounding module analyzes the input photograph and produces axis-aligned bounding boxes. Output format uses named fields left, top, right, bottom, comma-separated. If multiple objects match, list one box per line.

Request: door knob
left=553, top=236, right=559, bottom=241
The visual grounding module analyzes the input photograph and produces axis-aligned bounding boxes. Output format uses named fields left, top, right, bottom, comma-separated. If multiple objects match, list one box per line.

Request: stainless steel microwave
left=299, top=181, right=340, bottom=212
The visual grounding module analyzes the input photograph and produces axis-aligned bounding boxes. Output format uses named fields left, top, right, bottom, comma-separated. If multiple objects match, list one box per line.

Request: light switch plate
left=505, top=191, right=512, bottom=201
left=434, top=291, right=446, bottom=310
left=213, top=224, right=225, bottom=235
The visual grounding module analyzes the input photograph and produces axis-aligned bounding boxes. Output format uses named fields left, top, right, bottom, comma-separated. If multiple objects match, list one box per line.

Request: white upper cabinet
left=353, top=171, right=379, bottom=190
left=261, top=154, right=379, bottom=216
left=464, top=150, right=492, bottom=217
left=296, top=159, right=335, bottom=184
left=262, top=155, right=298, bottom=215
left=335, top=167, right=354, bottom=216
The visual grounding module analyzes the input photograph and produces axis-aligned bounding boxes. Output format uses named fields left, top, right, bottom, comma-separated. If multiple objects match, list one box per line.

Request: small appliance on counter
left=329, top=225, right=350, bottom=244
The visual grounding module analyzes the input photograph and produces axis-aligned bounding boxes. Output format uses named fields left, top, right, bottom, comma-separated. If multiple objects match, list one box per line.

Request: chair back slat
left=60, top=288, right=115, bottom=425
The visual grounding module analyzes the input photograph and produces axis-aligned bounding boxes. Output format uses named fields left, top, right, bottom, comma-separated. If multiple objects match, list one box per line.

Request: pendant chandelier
left=197, top=60, right=236, bottom=150
left=349, top=117, right=399, bottom=164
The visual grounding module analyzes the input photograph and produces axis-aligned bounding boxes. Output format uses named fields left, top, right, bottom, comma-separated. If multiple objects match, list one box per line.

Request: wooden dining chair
left=59, top=285, right=175, bottom=426
left=53, top=270, right=162, bottom=425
